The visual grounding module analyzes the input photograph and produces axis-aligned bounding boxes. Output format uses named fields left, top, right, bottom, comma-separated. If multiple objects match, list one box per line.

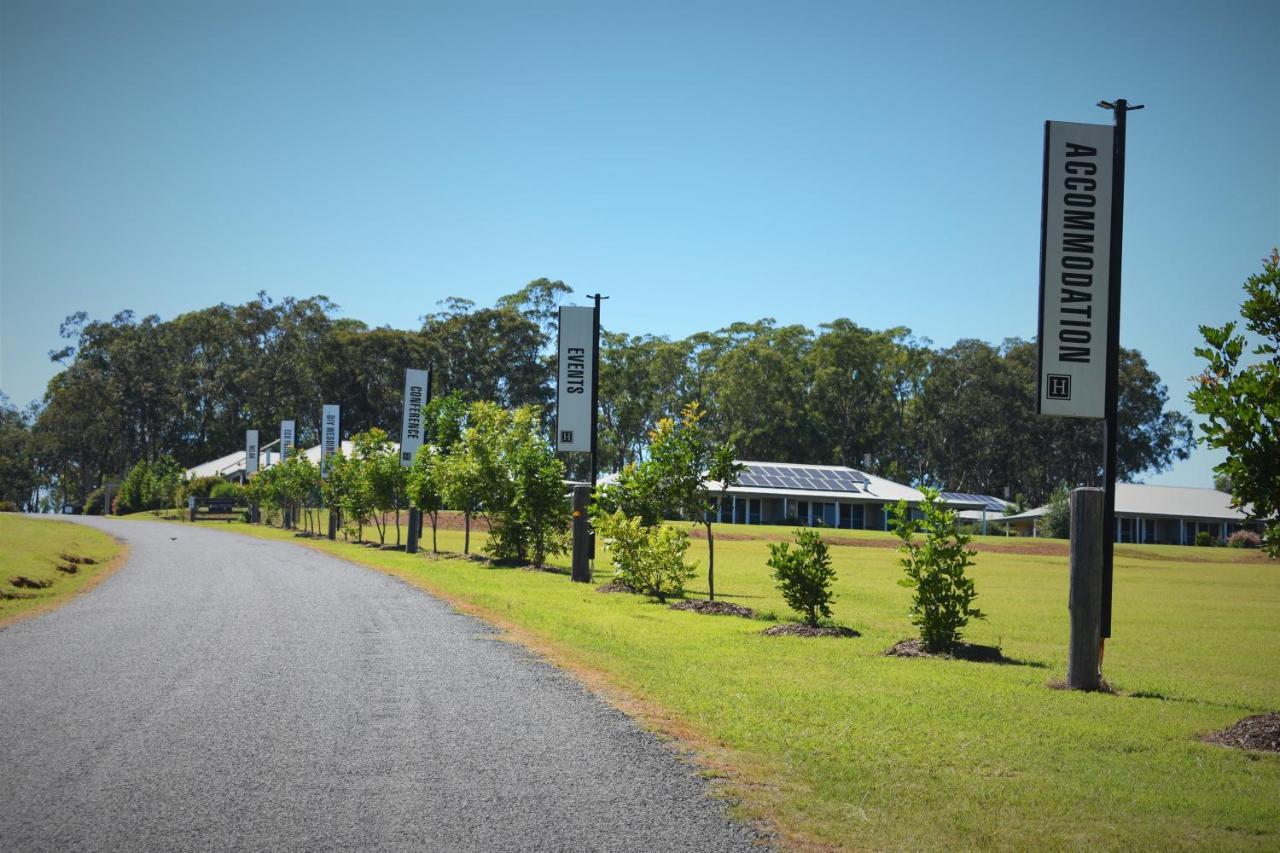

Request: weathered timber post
left=571, top=485, right=592, bottom=583
left=1068, top=487, right=1105, bottom=690
left=407, top=507, right=420, bottom=554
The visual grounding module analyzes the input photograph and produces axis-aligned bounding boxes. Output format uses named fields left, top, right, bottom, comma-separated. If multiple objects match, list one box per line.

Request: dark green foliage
left=115, top=455, right=183, bottom=514
left=1195, top=531, right=1217, bottom=547
left=768, top=529, right=838, bottom=627
left=209, top=481, right=244, bottom=500
left=0, top=500, right=18, bottom=512
left=890, top=488, right=985, bottom=653
left=1191, top=249, right=1280, bottom=556
left=83, top=487, right=106, bottom=516
left=1039, top=486, right=1071, bottom=539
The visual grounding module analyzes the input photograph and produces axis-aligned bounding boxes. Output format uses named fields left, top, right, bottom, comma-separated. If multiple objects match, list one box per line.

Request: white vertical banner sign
left=321, top=404, right=340, bottom=478
left=556, top=306, right=594, bottom=452
left=1038, top=120, right=1114, bottom=418
left=245, top=430, right=259, bottom=474
left=280, top=420, right=295, bottom=462
left=399, top=368, right=429, bottom=467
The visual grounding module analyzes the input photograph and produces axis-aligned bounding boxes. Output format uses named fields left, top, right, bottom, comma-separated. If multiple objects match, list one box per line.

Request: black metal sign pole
left=1098, top=98, right=1142, bottom=646
left=588, top=293, right=606, bottom=559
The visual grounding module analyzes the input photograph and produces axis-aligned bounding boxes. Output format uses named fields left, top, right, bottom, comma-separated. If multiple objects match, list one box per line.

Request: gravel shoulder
left=0, top=517, right=764, bottom=852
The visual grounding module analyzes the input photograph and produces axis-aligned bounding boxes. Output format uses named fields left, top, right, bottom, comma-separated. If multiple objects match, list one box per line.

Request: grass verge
left=0, top=514, right=127, bottom=627
left=169, top=514, right=1280, bottom=850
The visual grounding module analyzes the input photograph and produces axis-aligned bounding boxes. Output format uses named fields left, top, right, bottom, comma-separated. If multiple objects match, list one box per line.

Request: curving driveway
left=0, top=518, right=763, bottom=852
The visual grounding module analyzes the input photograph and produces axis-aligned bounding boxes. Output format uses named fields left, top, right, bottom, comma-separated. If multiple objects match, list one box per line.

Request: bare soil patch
left=762, top=623, right=859, bottom=638
left=596, top=579, right=635, bottom=594
left=885, top=637, right=1012, bottom=663
left=1202, top=712, right=1280, bottom=753
left=668, top=599, right=755, bottom=618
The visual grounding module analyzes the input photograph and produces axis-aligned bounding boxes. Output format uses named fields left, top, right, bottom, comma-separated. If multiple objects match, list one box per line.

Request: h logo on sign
left=1047, top=374, right=1072, bottom=400
left=560, top=430, right=574, bottom=444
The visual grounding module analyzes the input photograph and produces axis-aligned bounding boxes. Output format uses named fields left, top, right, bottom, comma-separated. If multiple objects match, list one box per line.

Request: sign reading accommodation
left=557, top=306, right=594, bottom=452
left=399, top=368, right=429, bottom=467
left=321, top=404, right=340, bottom=478
left=1038, top=120, right=1114, bottom=419
left=280, top=420, right=295, bottom=462
left=245, top=429, right=259, bottom=475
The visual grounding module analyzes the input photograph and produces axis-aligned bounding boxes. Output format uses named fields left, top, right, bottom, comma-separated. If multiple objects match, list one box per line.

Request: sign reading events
left=556, top=306, right=594, bottom=452
left=1038, top=120, right=1114, bottom=419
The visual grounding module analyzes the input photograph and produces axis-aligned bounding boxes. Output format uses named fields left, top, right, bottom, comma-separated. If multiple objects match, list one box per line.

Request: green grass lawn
left=0, top=514, right=125, bottom=625
left=158, top=514, right=1280, bottom=849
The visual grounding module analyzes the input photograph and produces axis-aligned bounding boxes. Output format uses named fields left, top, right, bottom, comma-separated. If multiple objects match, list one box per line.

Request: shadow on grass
left=886, top=638, right=1049, bottom=669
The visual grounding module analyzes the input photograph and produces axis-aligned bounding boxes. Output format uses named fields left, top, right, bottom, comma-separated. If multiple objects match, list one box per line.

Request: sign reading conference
left=1038, top=120, right=1113, bottom=419
left=399, top=368, right=428, bottom=468
left=557, top=306, right=594, bottom=453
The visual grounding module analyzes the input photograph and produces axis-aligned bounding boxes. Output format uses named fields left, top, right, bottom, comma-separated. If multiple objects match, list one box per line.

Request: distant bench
left=188, top=496, right=246, bottom=522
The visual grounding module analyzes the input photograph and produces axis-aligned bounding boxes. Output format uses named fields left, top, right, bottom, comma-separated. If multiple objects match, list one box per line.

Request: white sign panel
left=245, top=429, right=259, bottom=474
left=280, top=420, right=295, bottom=462
left=321, top=404, right=340, bottom=478
left=1038, top=120, right=1114, bottom=419
left=399, top=368, right=429, bottom=467
left=557, top=306, right=594, bottom=452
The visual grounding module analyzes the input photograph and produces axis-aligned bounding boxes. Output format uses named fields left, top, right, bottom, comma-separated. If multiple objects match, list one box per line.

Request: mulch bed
left=885, top=637, right=1009, bottom=663
left=762, top=623, right=859, bottom=638
left=1202, top=712, right=1280, bottom=753
left=596, top=579, right=635, bottom=594
left=668, top=600, right=755, bottom=618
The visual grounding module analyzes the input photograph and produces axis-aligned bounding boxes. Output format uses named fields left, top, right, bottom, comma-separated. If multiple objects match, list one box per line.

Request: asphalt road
left=0, top=518, right=764, bottom=852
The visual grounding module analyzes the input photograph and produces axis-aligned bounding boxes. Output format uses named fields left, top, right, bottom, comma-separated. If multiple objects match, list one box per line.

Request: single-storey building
left=184, top=440, right=364, bottom=481
left=993, top=484, right=1263, bottom=544
left=700, top=461, right=989, bottom=530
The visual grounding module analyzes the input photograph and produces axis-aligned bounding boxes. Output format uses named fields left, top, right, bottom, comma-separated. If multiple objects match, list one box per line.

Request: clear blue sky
left=2, top=0, right=1277, bottom=487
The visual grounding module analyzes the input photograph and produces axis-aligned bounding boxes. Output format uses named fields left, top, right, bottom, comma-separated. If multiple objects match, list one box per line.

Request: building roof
left=711, top=461, right=927, bottom=504
left=184, top=440, right=365, bottom=479
left=991, top=484, right=1252, bottom=524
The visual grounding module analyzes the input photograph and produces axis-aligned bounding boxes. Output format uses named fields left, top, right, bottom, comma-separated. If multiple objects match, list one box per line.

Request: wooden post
left=407, top=507, right=420, bottom=553
left=1067, top=487, right=1105, bottom=690
left=571, top=485, right=592, bottom=583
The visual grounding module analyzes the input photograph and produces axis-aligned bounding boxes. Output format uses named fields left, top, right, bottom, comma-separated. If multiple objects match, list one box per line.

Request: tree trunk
left=464, top=512, right=470, bottom=554
left=705, top=521, right=715, bottom=601
left=395, top=505, right=401, bottom=547
left=431, top=513, right=438, bottom=553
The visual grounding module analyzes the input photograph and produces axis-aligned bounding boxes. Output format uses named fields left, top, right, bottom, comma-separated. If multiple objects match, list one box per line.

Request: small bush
left=210, top=481, right=244, bottom=500
left=0, top=500, right=18, bottom=513
left=593, top=510, right=695, bottom=603
left=1195, top=531, right=1218, bottom=547
left=890, top=487, right=985, bottom=653
left=83, top=488, right=106, bottom=516
left=768, top=529, right=838, bottom=627
left=1227, top=529, right=1261, bottom=549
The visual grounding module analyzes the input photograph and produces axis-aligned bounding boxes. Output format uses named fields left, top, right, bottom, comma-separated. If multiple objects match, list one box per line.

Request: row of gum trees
left=246, top=394, right=570, bottom=568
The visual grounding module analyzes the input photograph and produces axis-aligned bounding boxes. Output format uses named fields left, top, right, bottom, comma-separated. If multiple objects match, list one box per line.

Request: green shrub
left=1227, top=529, right=1261, bottom=549
left=1040, top=485, right=1071, bottom=539
left=84, top=488, right=106, bottom=516
left=1195, top=531, right=1217, bottom=547
left=890, top=487, right=985, bottom=652
left=209, top=481, right=244, bottom=500
left=768, top=529, right=838, bottom=627
left=0, top=499, right=18, bottom=513
left=183, top=476, right=226, bottom=500
left=593, top=510, right=695, bottom=603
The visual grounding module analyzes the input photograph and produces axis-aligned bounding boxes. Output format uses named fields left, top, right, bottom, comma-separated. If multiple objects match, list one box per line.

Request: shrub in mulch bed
left=762, top=623, right=859, bottom=638
left=1202, top=712, right=1280, bottom=753
left=668, top=599, right=755, bottom=618
left=885, top=637, right=1009, bottom=663
left=596, top=579, right=636, bottom=594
